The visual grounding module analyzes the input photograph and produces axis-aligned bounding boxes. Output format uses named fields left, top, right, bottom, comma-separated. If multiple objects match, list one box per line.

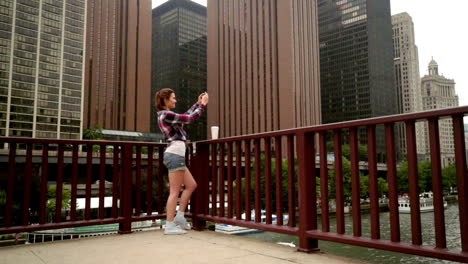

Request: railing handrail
left=2, top=106, right=466, bottom=146
left=0, top=137, right=168, bottom=147
left=197, top=106, right=468, bottom=144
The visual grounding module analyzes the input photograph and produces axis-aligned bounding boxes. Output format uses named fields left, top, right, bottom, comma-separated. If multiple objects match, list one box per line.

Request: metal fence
left=1, top=106, right=468, bottom=262
left=191, top=106, right=468, bottom=262
left=0, top=139, right=168, bottom=234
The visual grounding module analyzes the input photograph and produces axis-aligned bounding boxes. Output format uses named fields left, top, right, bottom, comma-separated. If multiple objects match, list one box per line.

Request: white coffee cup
left=211, top=126, right=219, bottom=139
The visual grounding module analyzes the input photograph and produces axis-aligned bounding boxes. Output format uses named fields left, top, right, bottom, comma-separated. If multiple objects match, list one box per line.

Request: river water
left=242, top=202, right=462, bottom=264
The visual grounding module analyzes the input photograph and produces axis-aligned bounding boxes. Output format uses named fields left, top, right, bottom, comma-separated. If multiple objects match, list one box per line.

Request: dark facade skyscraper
left=0, top=0, right=86, bottom=139
left=207, top=0, right=322, bottom=138
left=84, top=0, right=152, bottom=133
left=318, top=0, right=397, bottom=124
left=152, top=0, right=207, bottom=141
left=318, top=0, right=397, bottom=158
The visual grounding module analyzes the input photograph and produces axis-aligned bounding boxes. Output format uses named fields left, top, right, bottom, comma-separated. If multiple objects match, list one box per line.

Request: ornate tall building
left=420, top=59, right=459, bottom=167
left=151, top=0, right=207, bottom=140
left=0, top=0, right=86, bottom=139
left=392, top=13, right=422, bottom=115
left=84, top=0, right=152, bottom=132
left=207, top=0, right=322, bottom=138
left=392, top=12, right=424, bottom=156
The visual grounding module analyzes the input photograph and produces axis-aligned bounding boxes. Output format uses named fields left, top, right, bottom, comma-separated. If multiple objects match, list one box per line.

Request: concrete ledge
left=0, top=229, right=368, bottom=264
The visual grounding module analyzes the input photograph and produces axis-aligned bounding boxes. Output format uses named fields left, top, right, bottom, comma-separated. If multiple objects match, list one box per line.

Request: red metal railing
left=191, top=106, right=468, bottom=262
left=0, top=138, right=168, bottom=235
left=0, top=106, right=467, bottom=262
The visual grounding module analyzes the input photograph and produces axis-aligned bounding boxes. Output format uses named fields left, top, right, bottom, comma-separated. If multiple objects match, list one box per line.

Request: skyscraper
left=392, top=13, right=422, bottom=115
left=152, top=0, right=207, bottom=140
left=84, top=0, right=151, bottom=133
left=207, top=0, right=322, bottom=138
left=318, top=0, right=397, bottom=157
left=392, top=12, right=424, bottom=156
left=0, top=0, right=86, bottom=139
left=420, top=59, right=459, bottom=167
left=318, top=0, right=397, bottom=123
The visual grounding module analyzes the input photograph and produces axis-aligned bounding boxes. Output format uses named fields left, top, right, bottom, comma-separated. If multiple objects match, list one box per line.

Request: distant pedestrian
left=155, top=88, right=209, bottom=235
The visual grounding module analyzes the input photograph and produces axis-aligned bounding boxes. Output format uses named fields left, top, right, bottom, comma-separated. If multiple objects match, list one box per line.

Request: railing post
left=297, top=131, right=319, bottom=253
left=452, top=114, right=468, bottom=252
left=119, top=144, right=133, bottom=234
left=385, top=123, right=400, bottom=242
left=405, top=120, right=422, bottom=245
left=192, top=142, right=210, bottom=230
left=428, top=118, right=447, bottom=249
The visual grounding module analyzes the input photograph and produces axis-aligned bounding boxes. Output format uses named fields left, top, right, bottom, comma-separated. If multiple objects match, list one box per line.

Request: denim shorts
left=163, top=152, right=187, bottom=172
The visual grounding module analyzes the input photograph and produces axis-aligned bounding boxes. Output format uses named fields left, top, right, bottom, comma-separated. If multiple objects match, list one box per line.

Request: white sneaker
left=174, top=214, right=191, bottom=230
left=164, top=221, right=187, bottom=235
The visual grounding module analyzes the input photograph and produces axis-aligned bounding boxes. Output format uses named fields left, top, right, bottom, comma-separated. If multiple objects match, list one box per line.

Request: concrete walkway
left=0, top=230, right=367, bottom=264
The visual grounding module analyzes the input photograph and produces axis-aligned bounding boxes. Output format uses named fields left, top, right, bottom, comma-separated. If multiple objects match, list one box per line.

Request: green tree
left=83, top=124, right=104, bottom=152
left=0, top=189, right=5, bottom=218
left=244, top=154, right=298, bottom=211
left=0, top=189, right=5, bottom=208
left=326, top=142, right=369, bottom=161
left=442, top=163, right=457, bottom=191
left=397, top=160, right=436, bottom=194
left=83, top=124, right=104, bottom=140
left=0, top=189, right=22, bottom=224
left=397, top=161, right=409, bottom=193
left=140, top=169, right=168, bottom=214
left=378, top=177, right=389, bottom=197
left=46, top=186, right=72, bottom=222
left=418, top=160, right=432, bottom=192
left=328, top=157, right=368, bottom=202
left=359, top=174, right=369, bottom=199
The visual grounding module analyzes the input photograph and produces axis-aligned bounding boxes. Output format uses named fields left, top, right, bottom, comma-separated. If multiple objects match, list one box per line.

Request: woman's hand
left=198, top=92, right=205, bottom=104
left=201, top=92, right=209, bottom=106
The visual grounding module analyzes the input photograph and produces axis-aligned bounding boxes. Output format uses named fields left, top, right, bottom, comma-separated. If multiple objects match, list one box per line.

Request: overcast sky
left=152, top=0, right=468, bottom=106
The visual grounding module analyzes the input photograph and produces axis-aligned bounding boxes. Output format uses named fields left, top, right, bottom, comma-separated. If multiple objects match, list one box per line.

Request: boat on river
left=398, top=192, right=447, bottom=213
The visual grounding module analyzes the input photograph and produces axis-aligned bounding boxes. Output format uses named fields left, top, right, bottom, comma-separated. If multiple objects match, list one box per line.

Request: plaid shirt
left=157, top=103, right=206, bottom=142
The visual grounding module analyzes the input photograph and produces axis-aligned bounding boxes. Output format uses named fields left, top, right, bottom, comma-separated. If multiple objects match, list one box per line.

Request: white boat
left=215, top=210, right=289, bottom=235
left=398, top=192, right=447, bottom=214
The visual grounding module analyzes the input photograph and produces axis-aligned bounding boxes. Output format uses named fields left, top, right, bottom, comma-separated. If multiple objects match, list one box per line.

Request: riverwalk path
left=0, top=229, right=368, bottom=264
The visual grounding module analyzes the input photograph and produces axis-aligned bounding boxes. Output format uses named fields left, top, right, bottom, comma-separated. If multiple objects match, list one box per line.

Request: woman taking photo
left=155, top=88, right=209, bottom=235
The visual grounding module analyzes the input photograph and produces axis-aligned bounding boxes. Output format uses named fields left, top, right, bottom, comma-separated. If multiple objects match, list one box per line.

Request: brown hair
left=155, top=88, right=174, bottom=111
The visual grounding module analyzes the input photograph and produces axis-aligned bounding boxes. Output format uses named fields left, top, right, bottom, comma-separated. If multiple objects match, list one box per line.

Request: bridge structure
left=0, top=106, right=467, bottom=262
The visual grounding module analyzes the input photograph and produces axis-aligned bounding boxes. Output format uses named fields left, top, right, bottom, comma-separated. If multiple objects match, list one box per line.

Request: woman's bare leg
left=178, top=168, right=197, bottom=212
left=166, top=170, right=184, bottom=221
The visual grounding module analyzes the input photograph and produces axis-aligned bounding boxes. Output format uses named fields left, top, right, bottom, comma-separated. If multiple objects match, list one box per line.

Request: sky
left=152, top=0, right=468, bottom=106
left=391, top=0, right=468, bottom=106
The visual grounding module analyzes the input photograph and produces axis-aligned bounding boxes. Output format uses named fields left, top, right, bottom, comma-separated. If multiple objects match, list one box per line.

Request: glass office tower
left=152, top=0, right=207, bottom=141
left=318, top=0, right=397, bottom=158
left=0, top=0, right=86, bottom=139
left=318, top=0, right=397, bottom=123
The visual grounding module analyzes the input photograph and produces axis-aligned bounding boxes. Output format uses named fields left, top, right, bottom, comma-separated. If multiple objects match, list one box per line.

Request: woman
left=155, top=88, right=209, bottom=235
